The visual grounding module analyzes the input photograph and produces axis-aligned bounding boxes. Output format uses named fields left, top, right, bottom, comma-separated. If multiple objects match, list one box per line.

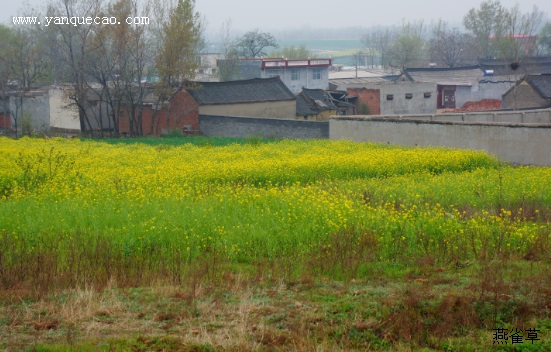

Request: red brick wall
left=348, top=88, right=380, bottom=115
left=0, top=113, right=10, bottom=128
left=118, top=90, right=199, bottom=136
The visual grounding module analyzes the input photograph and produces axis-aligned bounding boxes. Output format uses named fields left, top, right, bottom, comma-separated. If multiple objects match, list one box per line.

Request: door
left=442, top=87, right=456, bottom=109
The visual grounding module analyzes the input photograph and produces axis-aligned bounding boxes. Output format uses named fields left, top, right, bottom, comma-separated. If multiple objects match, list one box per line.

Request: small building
left=84, top=84, right=199, bottom=137
left=218, top=58, right=332, bottom=94
left=6, top=86, right=80, bottom=133
left=188, top=77, right=297, bottom=119
left=342, top=82, right=437, bottom=115
left=502, top=74, right=551, bottom=109
left=397, top=66, right=483, bottom=110
left=196, top=53, right=221, bottom=82
left=87, top=77, right=296, bottom=136
left=327, top=90, right=357, bottom=116
left=396, top=65, right=523, bottom=110
left=296, top=88, right=338, bottom=121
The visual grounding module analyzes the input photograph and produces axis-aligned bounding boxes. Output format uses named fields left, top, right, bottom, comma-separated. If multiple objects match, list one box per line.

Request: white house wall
left=261, top=66, right=329, bottom=94
left=49, top=88, right=80, bottom=130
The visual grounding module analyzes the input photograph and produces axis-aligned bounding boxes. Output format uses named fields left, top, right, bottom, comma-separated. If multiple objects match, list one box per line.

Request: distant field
left=276, top=39, right=363, bottom=52
left=272, top=39, right=368, bottom=66
left=0, top=137, right=549, bottom=351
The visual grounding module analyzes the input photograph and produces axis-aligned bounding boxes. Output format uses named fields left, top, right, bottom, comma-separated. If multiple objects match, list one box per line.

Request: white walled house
left=9, top=86, right=80, bottom=133
left=218, top=58, right=332, bottom=94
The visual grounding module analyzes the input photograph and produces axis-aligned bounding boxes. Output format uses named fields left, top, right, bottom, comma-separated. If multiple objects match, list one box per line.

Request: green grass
left=92, top=135, right=281, bottom=147
left=0, top=137, right=549, bottom=351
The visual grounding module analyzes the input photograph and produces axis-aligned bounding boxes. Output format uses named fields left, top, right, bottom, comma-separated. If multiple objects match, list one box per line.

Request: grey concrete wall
left=199, top=115, right=329, bottom=139
left=380, top=82, right=436, bottom=115
left=10, top=92, right=50, bottom=131
left=373, top=109, right=551, bottom=124
left=341, top=81, right=437, bottom=115
left=330, top=116, right=551, bottom=166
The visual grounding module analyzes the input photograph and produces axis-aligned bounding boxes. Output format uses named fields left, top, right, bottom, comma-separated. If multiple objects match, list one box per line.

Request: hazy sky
left=2, top=0, right=550, bottom=36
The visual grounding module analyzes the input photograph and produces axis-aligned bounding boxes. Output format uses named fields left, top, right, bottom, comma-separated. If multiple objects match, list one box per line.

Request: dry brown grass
left=1, top=258, right=550, bottom=351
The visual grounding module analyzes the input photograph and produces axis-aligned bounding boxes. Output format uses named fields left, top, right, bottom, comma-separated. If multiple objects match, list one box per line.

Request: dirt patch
left=452, top=99, right=502, bottom=112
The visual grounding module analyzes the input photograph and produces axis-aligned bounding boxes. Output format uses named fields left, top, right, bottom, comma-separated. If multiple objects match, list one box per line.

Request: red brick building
left=347, top=88, right=381, bottom=115
left=117, top=90, right=200, bottom=136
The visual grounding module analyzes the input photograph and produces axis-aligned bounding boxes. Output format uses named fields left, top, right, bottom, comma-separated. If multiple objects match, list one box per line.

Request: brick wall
left=0, top=113, right=10, bottom=128
left=347, top=88, right=380, bottom=115
left=118, top=90, right=199, bottom=136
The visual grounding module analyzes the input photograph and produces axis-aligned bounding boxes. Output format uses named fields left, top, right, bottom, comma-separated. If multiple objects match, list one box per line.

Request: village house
left=394, top=58, right=551, bottom=112
left=218, top=58, right=332, bottom=94
left=2, top=86, right=80, bottom=134
left=396, top=66, right=493, bottom=110
left=187, top=77, right=297, bottom=119
left=331, top=77, right=436, bottom=115
left=296, top=88, right=338, bottom=120
left=70, top=77, right=297, bottom=136
left=502, top=74, right=551, bottom=110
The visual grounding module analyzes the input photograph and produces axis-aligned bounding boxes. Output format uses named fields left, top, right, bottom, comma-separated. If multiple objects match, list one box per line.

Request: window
left=267, top=70, right=280, bottom=78
left=291, top=68, right=300, bottom=81
left=386, top=94, right=394, bottom=100
left=312, top=68, right=321, bottom=80
left=405, top=93, right=413, bottom=99
left=424, top=92, right=432, bottom=98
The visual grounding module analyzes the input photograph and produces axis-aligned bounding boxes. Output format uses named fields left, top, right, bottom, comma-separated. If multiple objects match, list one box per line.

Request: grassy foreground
left=0, top=136, right=549, bottom=351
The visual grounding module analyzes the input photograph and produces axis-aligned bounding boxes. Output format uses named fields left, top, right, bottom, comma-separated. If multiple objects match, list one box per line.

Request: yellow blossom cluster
left=0, top=137, right=548, bottom=270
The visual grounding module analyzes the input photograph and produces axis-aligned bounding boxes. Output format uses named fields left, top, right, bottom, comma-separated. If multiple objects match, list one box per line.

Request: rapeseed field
left=0, top=137, right=549, bottom=351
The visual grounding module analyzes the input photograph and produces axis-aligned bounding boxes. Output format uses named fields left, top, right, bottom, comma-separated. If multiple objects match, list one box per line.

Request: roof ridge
left=405, top=65, right=481, bottom=72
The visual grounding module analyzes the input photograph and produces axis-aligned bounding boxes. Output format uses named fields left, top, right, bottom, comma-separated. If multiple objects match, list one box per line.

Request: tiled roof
left=296, top=88, right=338, bottom=117
left=479, top=56, right=551, bottom=75
left=188, top=77, right=295, bottom=105
left=330, top=76, right=397, bottom=88
left=296, top=95, right=319, bottom=116
left=526, top=74, right=551, bottom=99
left=401, top=66, right=483, bottom=86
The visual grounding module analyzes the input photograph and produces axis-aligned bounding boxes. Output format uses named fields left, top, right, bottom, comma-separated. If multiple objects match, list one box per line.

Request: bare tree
left=8, top=25, right=50, bottom=138
left=539, top=22, right=551, bottom=55
left=369, top=28, right=395, bottom=69
left=496, top=5, right=543, bottom=110
left=217, top=18, right=241, bottom=81
left=463, top=0, right=508, bottom=58
left=154, top=0, right=204, bottom=135
left=46, top=0, right=104, bottom=135
left=387, top=21, right=426, bottom=69
left=361, top=32, right=380, bottom=68
left=235, top=29, right=278, bottom=58
left=429, top=21, right=474, bottom=67
left=0, top=25, right=13, bottom=135
left=107, top=0, right=152, bottom=136
left=494, top=4, right=542, bottom=61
